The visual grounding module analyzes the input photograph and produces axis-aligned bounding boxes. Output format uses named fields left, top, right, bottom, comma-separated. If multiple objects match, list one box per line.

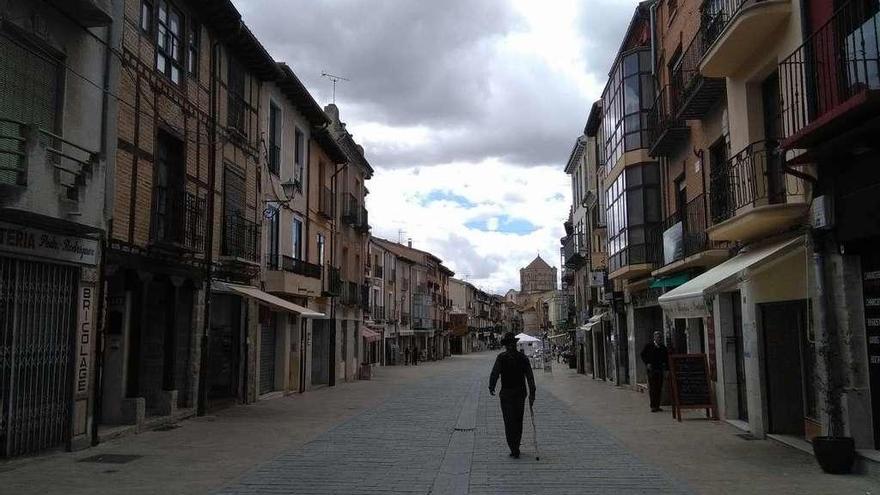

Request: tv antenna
left=397, top=229, right=407, bottom=244
left=321, top=71, right=350, bottom=104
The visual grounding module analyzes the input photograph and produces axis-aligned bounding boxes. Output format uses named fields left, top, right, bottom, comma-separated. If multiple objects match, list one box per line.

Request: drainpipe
left=649, top=0, right=659, bottom=76
left=197, top=39, right=222, bottom=416
left=92, top=5, right=119, bottom=445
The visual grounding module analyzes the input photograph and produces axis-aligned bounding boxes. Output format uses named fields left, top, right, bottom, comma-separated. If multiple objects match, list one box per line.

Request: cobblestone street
left=0, top=353, right=875, bottom=494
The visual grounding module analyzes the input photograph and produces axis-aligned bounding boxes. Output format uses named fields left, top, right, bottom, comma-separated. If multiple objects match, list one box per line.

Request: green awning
left=649, top=273, right=691, bottom=289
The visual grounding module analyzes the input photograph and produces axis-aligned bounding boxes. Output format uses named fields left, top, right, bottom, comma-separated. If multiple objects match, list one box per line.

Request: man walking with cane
left=489, top=332, right=536, bottom=458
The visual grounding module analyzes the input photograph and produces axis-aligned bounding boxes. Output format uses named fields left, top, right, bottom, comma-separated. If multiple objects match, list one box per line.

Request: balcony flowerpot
left=812, top=436, right=855, bottom=474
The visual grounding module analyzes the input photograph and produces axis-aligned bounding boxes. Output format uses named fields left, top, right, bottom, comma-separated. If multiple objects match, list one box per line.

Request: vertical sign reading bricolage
left=75, top=283, right=95, bottom=399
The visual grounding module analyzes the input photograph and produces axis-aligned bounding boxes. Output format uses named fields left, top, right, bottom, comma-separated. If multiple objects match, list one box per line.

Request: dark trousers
left=648, top=370, right=664, bottom=409
left=500, top=393, right=526, bottom=453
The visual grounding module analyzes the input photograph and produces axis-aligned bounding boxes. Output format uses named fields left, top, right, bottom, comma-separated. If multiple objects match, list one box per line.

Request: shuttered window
left=0, top=30, right=61, bottom=185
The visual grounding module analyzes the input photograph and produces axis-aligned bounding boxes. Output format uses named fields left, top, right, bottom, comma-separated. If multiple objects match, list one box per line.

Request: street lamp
left=263, top=178, right=301, bottom=218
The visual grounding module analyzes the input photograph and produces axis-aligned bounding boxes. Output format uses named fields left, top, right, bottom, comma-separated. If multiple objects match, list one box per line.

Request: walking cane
left=528, top=402, right=540, bottom=461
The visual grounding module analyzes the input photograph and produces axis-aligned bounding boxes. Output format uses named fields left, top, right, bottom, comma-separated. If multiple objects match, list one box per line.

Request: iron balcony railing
left=323, top=264, right=342, bottom=296
left=372, top=264, right=384, bottom=278
left=647, top=85, right=689, bottom=155
left=152, top=187, right=207, bottom=252
left=562, top=234, right=586, bottom=268
left=371, top=305, right=385, bottom=322
left=222, top=214, right=259, bottom=261
left=341, top=193, right=360, bottom=225
left=709, top=140, right=808, bottom=224
left=660, top=194, right=726, bottom=265
left=319, top=186, right=334, bottom=218
left=673, top=28, right=726, bottom=120
left=779, top=0, right=880, bottom=144
left=266, top=253, right=322, bottom=279
left=356, top=207, right=370, bottom=233
left=700, top=0, right=747, bottom=51
left=340, top=280, right=360, bottom=306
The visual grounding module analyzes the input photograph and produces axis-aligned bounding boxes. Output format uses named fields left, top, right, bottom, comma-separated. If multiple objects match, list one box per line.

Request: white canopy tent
left=515, top=333, right=542, bottom=357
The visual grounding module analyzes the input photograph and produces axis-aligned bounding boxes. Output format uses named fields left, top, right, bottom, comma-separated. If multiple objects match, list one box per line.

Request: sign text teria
left=0, top=222, right=99, bottom=265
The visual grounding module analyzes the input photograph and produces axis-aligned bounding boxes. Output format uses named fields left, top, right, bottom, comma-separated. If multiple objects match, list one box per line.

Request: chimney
left=407, top=238, right=412, bottom=248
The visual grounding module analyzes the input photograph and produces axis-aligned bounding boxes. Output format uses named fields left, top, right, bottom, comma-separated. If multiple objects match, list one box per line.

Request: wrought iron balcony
left=266, top=254, right=322, bottom=279
left=372, top=264, right=384, bottom=279
left=152, top=187, right=207, bottom=253
left=779, top=0, right=880, bottom=149
left=370, top=305, right=386, bottom=322
left=341, top=193, right=360, bottom=226
left=323, top=265, right=342, bottom=296
left=701, top=0, right=747, bottom=50
left=674, top=29, right=726, bottom=120
left=648, top=85, right=690, bottom=157
left=660, top=194, right=728, bottom=266
left=222, top=214, right=259, bottom=261
left=709, top=140, right=808, bottom=224
left=0, top=118, right=26, bottom=186
left=341, top=280, right=360, bottom=306
left=355, top=207, right=370, bottom=233
left=319, top=186, right=334, bottom=218
left=562, top=234, right=586, bottom=268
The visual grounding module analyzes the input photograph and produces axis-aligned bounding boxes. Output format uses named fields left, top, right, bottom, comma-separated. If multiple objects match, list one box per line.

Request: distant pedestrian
left=489, top=332, right=536, bottom=458
left=404, top=346, right=410, bottom=365
left=640, top=331, right=669, bottom=412
left=413, top=347, right=419, bottom=366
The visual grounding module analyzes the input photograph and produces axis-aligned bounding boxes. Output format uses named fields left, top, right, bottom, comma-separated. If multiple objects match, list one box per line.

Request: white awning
left=582, top=312, right=608, bottom=330
left=212, top=281, right=327, bottom=318
left=658, top=236, right=805, bottom=319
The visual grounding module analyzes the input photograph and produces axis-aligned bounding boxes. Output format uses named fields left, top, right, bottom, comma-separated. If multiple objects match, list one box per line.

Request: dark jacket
left=489, top=350, right=537, bottom=398
left=640, top=342, right=669, bottom=372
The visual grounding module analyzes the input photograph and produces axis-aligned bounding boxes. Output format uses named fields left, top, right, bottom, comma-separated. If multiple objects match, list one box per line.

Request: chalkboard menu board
left=668, top=354, right=717, bottom=421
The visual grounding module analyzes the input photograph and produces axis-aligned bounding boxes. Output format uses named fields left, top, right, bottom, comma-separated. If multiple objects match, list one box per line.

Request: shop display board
left=667, top=353, right=717, bottom=422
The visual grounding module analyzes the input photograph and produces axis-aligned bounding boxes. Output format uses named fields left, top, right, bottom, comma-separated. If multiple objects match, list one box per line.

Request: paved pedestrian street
left=0, top=353, right=875, bottom=495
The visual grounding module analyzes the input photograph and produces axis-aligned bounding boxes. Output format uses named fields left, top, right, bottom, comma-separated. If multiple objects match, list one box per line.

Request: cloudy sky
left=240, top=0, right=636, bottom=293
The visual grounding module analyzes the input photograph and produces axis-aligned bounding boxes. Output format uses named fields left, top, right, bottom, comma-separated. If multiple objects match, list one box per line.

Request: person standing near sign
left=641, top=331, right=669, bottom=412
left=489, top=332, right=536, bottom=458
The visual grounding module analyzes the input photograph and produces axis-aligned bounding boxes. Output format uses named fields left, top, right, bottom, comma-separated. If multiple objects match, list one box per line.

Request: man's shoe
left=651, top=407, right=660, bottom=412
left=512, top=451, right=520, bottom=459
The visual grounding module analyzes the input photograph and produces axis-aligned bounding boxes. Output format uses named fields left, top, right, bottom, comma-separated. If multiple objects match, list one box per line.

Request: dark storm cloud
left=239, top=0, right=518, bottom=126
left=238, top=0, right=635, bottom=169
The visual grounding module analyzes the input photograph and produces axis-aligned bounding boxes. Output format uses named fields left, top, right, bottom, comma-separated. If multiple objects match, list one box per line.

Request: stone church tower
left=519, top=255, right=557, bottom=293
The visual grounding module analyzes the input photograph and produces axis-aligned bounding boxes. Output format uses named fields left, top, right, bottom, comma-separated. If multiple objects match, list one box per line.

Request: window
left=140, top=1, right=153, bottom=33
left=316, top=233, right=325, bottom=266
left=156, top=1, right=183, bottom=84
left=292, top=218, right=303, bottom=260
left=153, top=131, right=185, bottom=243
left=187, top=19, right=199, bottom=78
left=605, top=162, right=662, bottom=272
left=601, top=48, right=654, bottom=168
left=294, top=127, right=305, bottom=190
left=268, top=102, right=281, bottom=175
left=227, top=57, right=246, bottom=132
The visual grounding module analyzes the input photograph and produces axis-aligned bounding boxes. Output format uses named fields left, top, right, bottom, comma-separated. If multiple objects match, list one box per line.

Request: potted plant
left=812, top=246, right=856, bottom=474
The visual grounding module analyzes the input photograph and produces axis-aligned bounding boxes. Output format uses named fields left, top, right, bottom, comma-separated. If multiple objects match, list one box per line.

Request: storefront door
left=311, top=319, right=330, bottom=386
left=259, top=312, right=277, bottom=395
left=208, top=294, right=242, bottom=403
left=761, top=300, right=808, bottom=436
left=0, top=258, right=77, bottom=457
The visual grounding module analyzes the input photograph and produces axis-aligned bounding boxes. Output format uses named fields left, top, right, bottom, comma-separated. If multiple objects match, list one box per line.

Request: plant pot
left=812, top=436, right=855, bottom=474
